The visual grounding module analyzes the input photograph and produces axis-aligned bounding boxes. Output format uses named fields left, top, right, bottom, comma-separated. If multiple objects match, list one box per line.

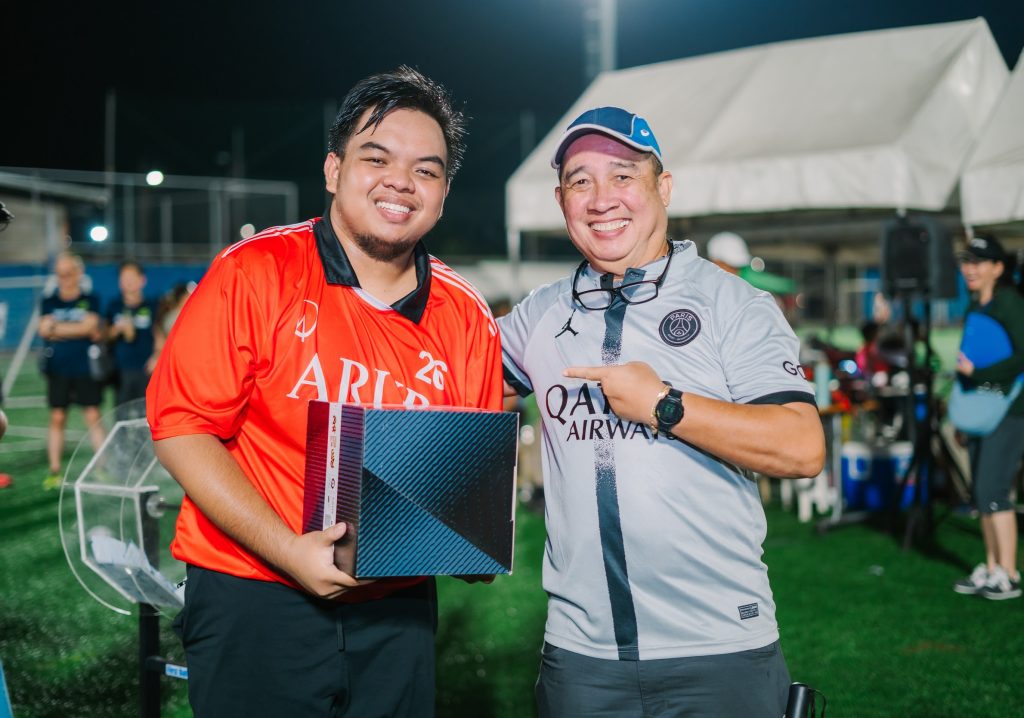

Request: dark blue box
left=303, top=401, right=518, bottom=578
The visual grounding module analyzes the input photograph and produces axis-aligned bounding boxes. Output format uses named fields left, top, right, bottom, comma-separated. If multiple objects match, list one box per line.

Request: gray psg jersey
left=498, top=240, right=815, bottom=661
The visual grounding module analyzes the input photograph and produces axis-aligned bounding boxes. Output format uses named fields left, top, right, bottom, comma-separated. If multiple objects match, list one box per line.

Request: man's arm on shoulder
left=153, top=433, right=371, bottom=598
left=564, top=361, right=825, bottom=478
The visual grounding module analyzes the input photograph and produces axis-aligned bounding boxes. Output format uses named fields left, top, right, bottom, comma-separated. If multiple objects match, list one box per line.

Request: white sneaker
left=978, top=566, right=1022, bottom=601
left=953, top=563, right=989, bottom=595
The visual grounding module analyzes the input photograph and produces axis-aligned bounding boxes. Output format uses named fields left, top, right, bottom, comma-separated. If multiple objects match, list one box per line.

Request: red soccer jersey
left=147, top=217, right=503, bottom=599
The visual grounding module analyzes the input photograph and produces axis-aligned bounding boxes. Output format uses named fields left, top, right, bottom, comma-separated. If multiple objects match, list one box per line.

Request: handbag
left=949, top=379, right=1023, bottom=436
left=87, top=342, right=114, bottom=383
left=38, top=346, right=54, bottom=376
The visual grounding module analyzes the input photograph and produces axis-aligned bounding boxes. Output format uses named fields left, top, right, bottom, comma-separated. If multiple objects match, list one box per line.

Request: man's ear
left=657, top=171, right=673, bottom=207
left=438, top=180, right=451, bottom=220
left=555, top=185, right=563, bottom=206
left=323, top=153, right=340, bottom=193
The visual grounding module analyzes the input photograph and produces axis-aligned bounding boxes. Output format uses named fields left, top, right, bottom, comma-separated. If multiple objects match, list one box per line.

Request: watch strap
left=649, top=384, right=671, bottom=435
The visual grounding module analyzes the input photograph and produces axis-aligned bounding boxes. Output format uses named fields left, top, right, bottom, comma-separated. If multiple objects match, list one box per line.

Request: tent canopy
left=961, top=48, right=1024, bottom=229
left=507, top=18, right=1008, bottom=236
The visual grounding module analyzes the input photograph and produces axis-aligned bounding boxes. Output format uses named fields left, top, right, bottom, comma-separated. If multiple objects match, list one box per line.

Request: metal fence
left=0, top=167, right=299, bottom=264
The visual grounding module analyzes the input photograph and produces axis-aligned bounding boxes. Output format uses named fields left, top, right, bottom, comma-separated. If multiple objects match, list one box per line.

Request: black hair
left=974, top=232, right=1019, bottom=290
left=166, top=282, right=192, bottom=305
left=118, top=259, right=144, bottom=275
left=156, top=282, right=194, bottom=329
left=326, top=66, right=467, bottom=182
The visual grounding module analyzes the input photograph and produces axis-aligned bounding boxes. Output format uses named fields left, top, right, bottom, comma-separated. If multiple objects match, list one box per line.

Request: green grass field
left=2, top=354, right=1021, bottom=717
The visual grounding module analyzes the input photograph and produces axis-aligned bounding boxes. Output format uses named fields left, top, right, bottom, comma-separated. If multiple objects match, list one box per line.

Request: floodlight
left=145, top=170, right=165, bottom=186
left=89, top=225, right=109, bottom=242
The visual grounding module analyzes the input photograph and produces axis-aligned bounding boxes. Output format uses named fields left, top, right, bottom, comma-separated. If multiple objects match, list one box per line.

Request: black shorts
left=969, top=414, right=1024, bottom=514
left=536, top=641, right=791, bottom=718
left=47, top=373, right=102, bottom=408
left=115, top=369, right=149, bottom=406
left=175, top=566, right=437, bottom=718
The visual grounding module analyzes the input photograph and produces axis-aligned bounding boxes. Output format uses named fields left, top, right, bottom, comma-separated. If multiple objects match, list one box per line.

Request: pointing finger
left=563, top=366, right=602, bottom=380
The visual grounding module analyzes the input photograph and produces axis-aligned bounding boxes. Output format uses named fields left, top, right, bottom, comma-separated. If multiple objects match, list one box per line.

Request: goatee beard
left=353, top=233, right=419, bottom=263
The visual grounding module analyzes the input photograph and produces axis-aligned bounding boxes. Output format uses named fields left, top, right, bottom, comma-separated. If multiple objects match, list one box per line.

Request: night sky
left=5, top=0, right=1022, bottom=256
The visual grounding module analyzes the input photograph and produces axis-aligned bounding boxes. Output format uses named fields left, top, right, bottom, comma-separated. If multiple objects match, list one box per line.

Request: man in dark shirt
left=38, top=252, right=106, bottom=488
left=105, top=260, right=159, bottom=408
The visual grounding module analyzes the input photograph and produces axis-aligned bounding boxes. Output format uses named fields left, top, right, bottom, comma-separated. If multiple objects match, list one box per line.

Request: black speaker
left=880, top=215, right=958, bottom=299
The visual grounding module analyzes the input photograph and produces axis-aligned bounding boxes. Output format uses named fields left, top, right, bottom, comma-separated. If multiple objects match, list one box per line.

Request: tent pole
left=507, top=228, right=522, bottom=302
left=824, top=246, right=838, bottom=337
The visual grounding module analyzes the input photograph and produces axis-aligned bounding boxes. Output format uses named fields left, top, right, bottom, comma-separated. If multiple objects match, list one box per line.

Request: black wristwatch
left=652, top=385, right=685, bottom=435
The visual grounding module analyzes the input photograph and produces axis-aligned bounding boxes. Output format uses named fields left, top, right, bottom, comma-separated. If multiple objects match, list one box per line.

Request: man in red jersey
left=147, top=67, right=503, bottom=718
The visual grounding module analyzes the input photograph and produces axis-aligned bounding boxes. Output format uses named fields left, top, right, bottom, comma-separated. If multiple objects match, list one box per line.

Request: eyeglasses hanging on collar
left=570, top=242, right=675, bottom=311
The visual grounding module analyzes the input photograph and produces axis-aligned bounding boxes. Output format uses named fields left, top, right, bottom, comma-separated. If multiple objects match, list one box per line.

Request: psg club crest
left=659, top=309, right=701, bottom=347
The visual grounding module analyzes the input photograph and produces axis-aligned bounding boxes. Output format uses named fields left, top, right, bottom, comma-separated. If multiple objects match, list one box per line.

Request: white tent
left=961, top=48, right=1024, bottom=230
left=506, top=18, right=1008, bottom=253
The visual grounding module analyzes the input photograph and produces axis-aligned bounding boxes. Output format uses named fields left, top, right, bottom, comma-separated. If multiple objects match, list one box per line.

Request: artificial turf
left=1, top=360, right=1020, bottom=717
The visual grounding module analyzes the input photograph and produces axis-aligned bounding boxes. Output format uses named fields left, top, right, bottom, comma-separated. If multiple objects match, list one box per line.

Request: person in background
left=499, top=106, right=825, bottom=717
left=150, top=281, right=195, bottom=368
left=156, top=282, right=195, bottom=337
left=0, top=203, right=11, bottom=487
left=953, top=233, right=1024, bottom=600
left=706, top=231, right=751, bottom=275
left=855, top=320, right=891, bottom=387
left=38, top=252, right=106, bottom=489
left=105, top=260, right=159, bottom=406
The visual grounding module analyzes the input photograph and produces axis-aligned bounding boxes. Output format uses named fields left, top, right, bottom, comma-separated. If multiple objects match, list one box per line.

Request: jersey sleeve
left=718, top=293, right=815, bottom=406
left=496, top=292, right=541, bottom=398
left=465, top=315, right=504, bottom=411
left=147, top=254, right=269, bottom=441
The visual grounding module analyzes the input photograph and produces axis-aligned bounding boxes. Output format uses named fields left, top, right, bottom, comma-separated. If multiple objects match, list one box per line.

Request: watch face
left=657, top=396, right=684, bottom=426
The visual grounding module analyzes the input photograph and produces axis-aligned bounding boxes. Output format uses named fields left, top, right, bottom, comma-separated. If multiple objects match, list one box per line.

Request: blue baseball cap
left=551, top=106, right=663, bottom=170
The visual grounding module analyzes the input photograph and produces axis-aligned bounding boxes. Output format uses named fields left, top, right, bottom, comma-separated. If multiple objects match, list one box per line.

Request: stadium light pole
left=583, top=0, right=617, bottom=82
left=104, top=89, right=116, bottom=251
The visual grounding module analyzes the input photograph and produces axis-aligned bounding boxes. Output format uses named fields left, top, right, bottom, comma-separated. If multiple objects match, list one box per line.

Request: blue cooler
left=841, top=441, right=919, bottom=511
left=841, top=442, right=872, bottom=510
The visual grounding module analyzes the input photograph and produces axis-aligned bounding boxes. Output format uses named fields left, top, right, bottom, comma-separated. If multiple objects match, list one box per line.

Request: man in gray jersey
left=498, top=106, right=826, bottom=717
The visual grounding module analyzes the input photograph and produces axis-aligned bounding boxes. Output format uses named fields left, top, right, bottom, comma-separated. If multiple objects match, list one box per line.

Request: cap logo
left=640, top=129, right=650, bottom=137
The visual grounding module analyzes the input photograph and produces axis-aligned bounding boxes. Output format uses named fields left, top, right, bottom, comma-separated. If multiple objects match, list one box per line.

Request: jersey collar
left=314, top=214, right=432, bottom=324
left=577, top=239, right=697, bottom=288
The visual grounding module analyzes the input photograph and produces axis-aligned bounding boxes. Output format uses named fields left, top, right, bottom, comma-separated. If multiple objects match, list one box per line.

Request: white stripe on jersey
left=430, top=259, right=498, bottom=336
left=221, top=220, right=315, bottom=258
